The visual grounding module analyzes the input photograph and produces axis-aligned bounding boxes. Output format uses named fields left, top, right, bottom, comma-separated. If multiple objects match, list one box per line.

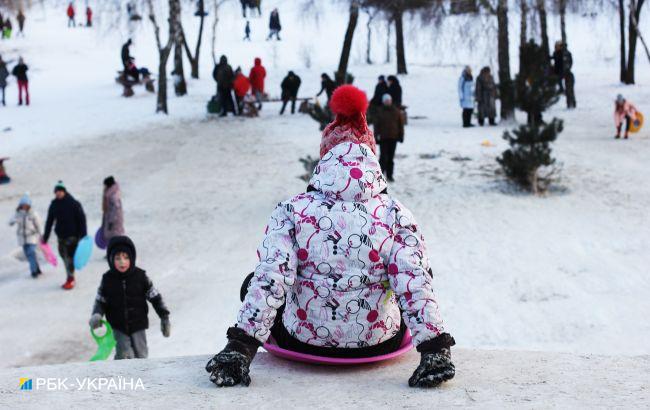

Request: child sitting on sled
left=89, top=236, right=171, bottom=359
left=206, top=85, right=455, bottom=388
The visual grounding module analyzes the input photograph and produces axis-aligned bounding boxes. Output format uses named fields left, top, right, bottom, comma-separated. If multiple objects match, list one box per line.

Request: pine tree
left=497, top=40, right=563, bottom=194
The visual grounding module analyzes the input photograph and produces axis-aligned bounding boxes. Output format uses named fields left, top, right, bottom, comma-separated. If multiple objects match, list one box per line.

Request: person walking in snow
left=0, top=55, right=8, bottom=106
left=16, top=10, right=25, bottom=36
left=2, top=18, right=12, bottom=39
left=386, top=75, right=402, bottom=108
left=11, top=57, right=29, bottom=106
left=42, top=181, right=87, bottom=290
left=248, top=57, right=266, bottom=110
left=89, top=236, right=170, bottom=359
left=458, top=66, right=474, bottom=128
left=317, top=73, right=336, bottom=104
left=475, top=66, right=497, bottom=126
left=243, top=20, right=251, bottom=41
left=280, top=70, right=301, bottom=115
left=552, top=40, right=573, bottom=93
left=86, top=6, right=93, bottom=27
left=67, top=2, right=76, bottom=27
left=102, top=176, right=125, bottom=243
left=371, top=75, right=388, bottom=107
left=374, top=93, right=404, bottom=182
left=614, top=94, right=639, bottom=140
left=267, top=8, right=281, bottom=40
left=121, top=39, right=132, bottom=70
left=9, top=194, right=43, bottom=278
left=205, top=85, right=455, bottom=389
left=232, top=67, right=251, bottom=115
left=213, top=55, right=236, bottom=117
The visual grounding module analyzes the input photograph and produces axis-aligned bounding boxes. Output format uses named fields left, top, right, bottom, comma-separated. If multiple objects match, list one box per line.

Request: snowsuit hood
left=309, top=142, right=386, bottom=202
left=107, top=235, right=136, bottom=273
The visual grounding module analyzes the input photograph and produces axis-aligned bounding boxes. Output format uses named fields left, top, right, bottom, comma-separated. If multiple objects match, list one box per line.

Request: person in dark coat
left=475, top=66, right=497, bottom=126
left=11, top=57, right=29, bottom=106
left=0, top=55, right=8, bottom=106
left=386, top=75, right=402, bottom=108
left=280, top=71, right=301, bottom=115
left=371, top=75, right=388, bottom=106
left=243, top=20, right=251, bottom=41
left=213, top=55, right=236, bottom=117
left=121, top=39, right=132, bottom=69
left=267, top=8, right=281, bottom=40
left=316, top=73, right=336, bottom=104
left=16, top=10, right=25, bottom=36
left=373, top=93, right=404, bottom=182
left=552, top=40, right=573, bottom=93
left=43, top=181, right=87, bottom=290
left=89, top=236, right=170, bottom=359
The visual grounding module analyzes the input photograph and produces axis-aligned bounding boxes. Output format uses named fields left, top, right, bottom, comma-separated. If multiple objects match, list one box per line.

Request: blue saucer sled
left=73, top=236, right=93, bottom=270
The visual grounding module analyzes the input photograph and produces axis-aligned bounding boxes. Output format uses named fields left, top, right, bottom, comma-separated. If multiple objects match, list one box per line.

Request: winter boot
left=62, top=277, right=75, bottom=290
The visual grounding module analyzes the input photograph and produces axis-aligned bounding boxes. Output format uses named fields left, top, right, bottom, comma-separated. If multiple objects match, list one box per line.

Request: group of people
left=0, top=55, right=30, bottom=106
left=213, top=56, right=267, bottom=117
left=66, top=2, right=93, bottom=28
left=8, top=178, right=171, bottom=360
left=0, top=9, right=25, bottom=38
left=458, top=65, right=497, bottom=128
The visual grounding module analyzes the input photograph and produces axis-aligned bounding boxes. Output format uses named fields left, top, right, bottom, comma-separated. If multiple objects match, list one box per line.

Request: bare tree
left=480, top=0, right=515, bottom=120
left=363, top=6, right=379, bottom=64
left=147, top=0, right=180, bottom=114
left=520, top=0, right=529, bottom=73
left=558, top=0, right=567, bottom=44
left=619, top=0, right=627, bottom=82
left=211, top=0, right=229, bottom=67
left=536, top=0, right=550, bottom=57
left=336, top=1, right=360, bottom=84
left=181, top=0, right=207, bottom=79
left=173, top=26, right=187, bottom=96
left=624, top=0, right=647, bottom=83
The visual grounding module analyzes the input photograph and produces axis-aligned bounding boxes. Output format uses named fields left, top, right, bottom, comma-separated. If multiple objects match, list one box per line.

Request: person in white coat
left=9, top=193, right=43, bottom=277
left=458, top=66, right=475, bottom=127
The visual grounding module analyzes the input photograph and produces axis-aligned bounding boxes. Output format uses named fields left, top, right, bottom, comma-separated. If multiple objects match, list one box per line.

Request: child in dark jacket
left=89, top=235, right=170, bottom=359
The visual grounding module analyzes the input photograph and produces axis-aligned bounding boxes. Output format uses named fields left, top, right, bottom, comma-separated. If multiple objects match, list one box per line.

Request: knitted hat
left=320, top=85, right=376, bottom=158
left=54, top=180, right=66, bottom=193
left=18, top=193, right=31, bottom=207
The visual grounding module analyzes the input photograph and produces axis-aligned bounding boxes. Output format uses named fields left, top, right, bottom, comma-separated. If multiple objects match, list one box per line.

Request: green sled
left=90, top=320, right=117, bottom=361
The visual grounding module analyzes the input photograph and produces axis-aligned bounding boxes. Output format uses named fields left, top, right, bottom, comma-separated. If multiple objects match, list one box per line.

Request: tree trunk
left=366, top=11, right=373, bottom=64
left=181, top=1, right=205, bottom=79
left=537, top=0, right=549, bottom=58
left=559, top=0, right=567, bottom=45
left=385, top=19, right=391, bottom=64
left=336, top=2, right=359, bottom=85
left=520, top=0, right=528, bottom=74
left=395, top=9, right=407, bottom=74
left=619, top=0, right=627, bottom=82
left=497, top=0, right=514, bottom=120
left=158, top=49, right=172, bottom=113
left=155, top=0, right=179, bottom=114
left=173, top=37, right=187, bottom=96
left=625, top=0, right=646, bottom=84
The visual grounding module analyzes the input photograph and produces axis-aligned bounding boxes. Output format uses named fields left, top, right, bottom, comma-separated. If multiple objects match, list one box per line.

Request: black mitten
left=408, top=333, right=456, bottom=388
left=206, top=327, right=261, bottom=387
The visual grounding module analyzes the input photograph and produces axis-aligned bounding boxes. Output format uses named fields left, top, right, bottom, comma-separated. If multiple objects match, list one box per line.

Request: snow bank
left=1, top=350, right=648, bottom=408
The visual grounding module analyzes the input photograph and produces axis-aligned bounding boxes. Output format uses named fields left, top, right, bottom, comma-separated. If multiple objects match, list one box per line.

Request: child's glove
left=409, top=333, right=456, bottom=388
left=161, top=317, right=171, bottom=337
left=88, top=313, right=103, bottom=329
left=206, top=327, right=261, bottom=387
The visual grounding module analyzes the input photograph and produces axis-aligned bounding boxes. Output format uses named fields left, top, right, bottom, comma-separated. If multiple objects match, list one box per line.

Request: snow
left=1, top=0, right=650, bottom=402
left=1, top=350, right=649, bottom=407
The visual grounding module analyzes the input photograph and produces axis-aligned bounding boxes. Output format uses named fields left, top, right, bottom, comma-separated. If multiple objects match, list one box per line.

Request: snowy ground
left=2, top=350, right=649, bottom=408
left=1, top=0, right=650, bottom=379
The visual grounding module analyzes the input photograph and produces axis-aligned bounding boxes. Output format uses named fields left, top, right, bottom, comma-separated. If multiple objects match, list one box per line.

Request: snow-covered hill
left=1, top=350, right=649, bottom=408
left=1, top=0, right=650, bottom=381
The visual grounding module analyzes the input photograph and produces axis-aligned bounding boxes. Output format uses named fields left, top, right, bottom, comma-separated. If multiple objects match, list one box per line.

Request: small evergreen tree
left=497, top=40, right=563, bottom=194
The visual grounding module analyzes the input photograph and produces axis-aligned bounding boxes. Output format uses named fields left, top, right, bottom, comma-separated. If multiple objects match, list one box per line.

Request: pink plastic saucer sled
left=263, top=330, right=413, bottom=365
left=39, top=242, right=58, bottom=267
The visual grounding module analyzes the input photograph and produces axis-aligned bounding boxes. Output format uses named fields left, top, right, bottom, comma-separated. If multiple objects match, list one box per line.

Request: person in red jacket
left=66, top=2, right=75, bottom=27
left=248, top=57, right=266, bottom=110
left=86, top=6, right=93, bottom=27
left=232, top=67, right=251, bottom=115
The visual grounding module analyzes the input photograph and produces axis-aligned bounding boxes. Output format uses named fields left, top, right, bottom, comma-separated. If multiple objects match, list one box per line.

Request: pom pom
left=329, top=85, right=368, bottom=117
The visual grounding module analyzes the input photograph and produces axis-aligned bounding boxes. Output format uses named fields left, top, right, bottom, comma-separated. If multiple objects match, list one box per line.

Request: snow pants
left=239, top=272, right=406, bottom=358
left=379, top=140, right=398, bottom=180
left=58, top=236, right=79, bottom=279
left=23, top=244, right=40, bottom=275
left=280, top=97, right=296, bottom=114
left=114, top=329, right=148, bottom=359
left=18, top=80, right=29, bottom=105
left=617, top=116, right=631, bottom=137
left=462, top=108, right=473, bottom=127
